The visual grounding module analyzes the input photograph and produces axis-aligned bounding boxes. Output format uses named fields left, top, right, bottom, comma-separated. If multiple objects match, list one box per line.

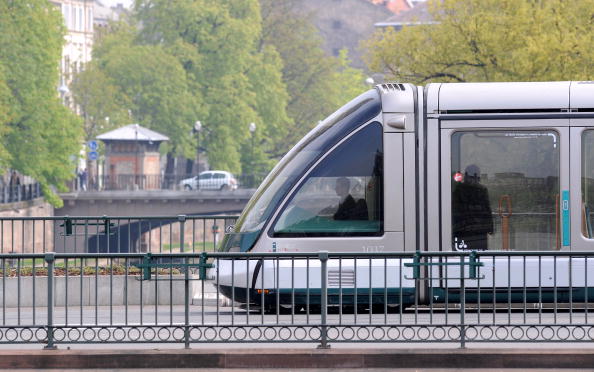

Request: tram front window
left=451, top=130, right=559, bottom=251
left=219, top=90, right=381, bottom=251
left=272, top=122, right=383, bottom=237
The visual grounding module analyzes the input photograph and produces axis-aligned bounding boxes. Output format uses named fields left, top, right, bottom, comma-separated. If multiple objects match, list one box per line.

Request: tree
left=71, top=64, right=130, bottom=142
left=0, top=0, right=83, bottom=207
left=364, top=0, right=594, bottom=84
left=135, top=0, right=290, bottom=174
left=259, top=0, right=368, bottom=157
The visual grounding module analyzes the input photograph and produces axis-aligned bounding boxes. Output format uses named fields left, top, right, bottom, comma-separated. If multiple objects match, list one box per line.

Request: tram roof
left=424, top=81, right=594, bottom=113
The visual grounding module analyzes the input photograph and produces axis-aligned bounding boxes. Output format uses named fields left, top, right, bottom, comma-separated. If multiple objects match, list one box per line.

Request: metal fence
left=70, top=174, right=268, bottom=192
left=0, top=183, right=42, bottom=204
left=1, top=250, right=594, bottom=348
left=0, top=215, right=238, bottom=255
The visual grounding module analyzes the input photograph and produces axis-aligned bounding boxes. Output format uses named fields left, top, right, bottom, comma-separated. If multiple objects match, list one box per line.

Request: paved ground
left=1, top=348, right=594, bottom=369
left=0, top=368, right=594, bottom=372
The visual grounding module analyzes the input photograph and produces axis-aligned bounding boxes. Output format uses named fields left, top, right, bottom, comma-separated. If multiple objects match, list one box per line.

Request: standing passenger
left=452, top=164, right=493, bottom=250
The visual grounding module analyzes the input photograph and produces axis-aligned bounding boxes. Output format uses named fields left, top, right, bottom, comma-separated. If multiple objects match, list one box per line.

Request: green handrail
left=137, top=252, right=214, bottom=280
left=404, top=250, right=484, bottom=279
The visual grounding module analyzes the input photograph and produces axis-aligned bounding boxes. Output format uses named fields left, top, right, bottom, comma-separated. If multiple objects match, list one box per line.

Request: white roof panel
left=97, top=124, right=169, bottom=142
left=570, top=81, right=594, bottom=110
left=438, top=82, right=570, bottom=112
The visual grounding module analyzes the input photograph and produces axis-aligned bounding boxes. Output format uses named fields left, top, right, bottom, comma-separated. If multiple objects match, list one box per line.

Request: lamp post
left=58, top=84, right=69, bottom=105
left=194, top=121, right=202, bottom=189
left=249, top=122, right=256, bottom=187
left=134, top=123, right=140, bottom=189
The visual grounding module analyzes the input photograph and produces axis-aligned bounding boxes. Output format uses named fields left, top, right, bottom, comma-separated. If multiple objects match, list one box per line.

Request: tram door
left=570, top=126, right=594, bottom=251
left=438, top=120, right=570, bottom=292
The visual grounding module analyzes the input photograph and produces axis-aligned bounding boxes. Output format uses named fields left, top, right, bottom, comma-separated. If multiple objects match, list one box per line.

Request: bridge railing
left=0, top=250, right=594, bottom=348
left=71, top=173, right=268, bottom=192
left=0, top=183, right=42, bottom=204
left=0, top=215, right=239, bottom=255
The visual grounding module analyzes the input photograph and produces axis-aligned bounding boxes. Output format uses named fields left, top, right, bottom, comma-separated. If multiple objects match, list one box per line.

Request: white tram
left=213, top=81, right=594, bottom=309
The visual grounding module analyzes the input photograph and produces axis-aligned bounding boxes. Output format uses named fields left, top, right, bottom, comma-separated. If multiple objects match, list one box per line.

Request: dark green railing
left=0, top=215, right=239, bottom=255
left=1, top=250, right=594, bottom=348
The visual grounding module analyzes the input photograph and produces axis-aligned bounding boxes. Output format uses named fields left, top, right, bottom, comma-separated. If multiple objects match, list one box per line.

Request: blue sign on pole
left=88, top=151, right=98, bottom=161
left=88, top=140, right=98, bottom=151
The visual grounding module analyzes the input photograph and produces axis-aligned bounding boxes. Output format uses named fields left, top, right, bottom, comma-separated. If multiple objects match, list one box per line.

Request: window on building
left=62, top=4, right=69, bottom=27
left=71, top=6, right=76, bottom=31
left=88, top=8, right=93, bottom=32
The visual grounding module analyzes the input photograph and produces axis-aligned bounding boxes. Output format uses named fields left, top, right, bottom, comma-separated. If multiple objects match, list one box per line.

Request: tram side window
left=451, top=130, right=559, bottom=251
left=272, top=122, right=383, bottom=237
left=582, top=130, right=594, bottom=238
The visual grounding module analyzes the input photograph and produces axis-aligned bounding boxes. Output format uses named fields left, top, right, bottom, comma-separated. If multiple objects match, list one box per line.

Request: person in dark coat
left=333, top=177, right=368, bottom=221
left=452, top=164, right=493, bottom=250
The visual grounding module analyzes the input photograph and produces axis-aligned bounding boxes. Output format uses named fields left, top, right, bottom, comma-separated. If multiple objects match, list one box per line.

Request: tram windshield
left=220, top=89, right=381, bottom=252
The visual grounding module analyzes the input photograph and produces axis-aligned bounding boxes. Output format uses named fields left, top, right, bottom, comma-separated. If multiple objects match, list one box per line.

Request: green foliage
left=259, top=0, right=368, bottom=158
left=364, top=0, right=594, bottom=84
left=102, top=43, right=199, bottom=157
left=134, top=0, right=290, bottom=173
left=72, top=0, right=369, bottom=176
left=0, top=0, right=83, bottom=207
left=70, top=64, right=129, bottom=142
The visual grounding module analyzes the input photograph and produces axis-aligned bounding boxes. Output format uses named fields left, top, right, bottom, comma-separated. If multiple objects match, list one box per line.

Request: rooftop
left=375, top=2, right=434, bottom=27
left=96, top=124, right=169, bottom=142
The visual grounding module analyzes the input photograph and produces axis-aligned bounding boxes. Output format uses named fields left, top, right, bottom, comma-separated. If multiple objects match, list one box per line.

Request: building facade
left=50, top=0, right=94, bottom=109
left=97, top=124, right=169, bottom=190
left=299, top=0, right=393, bottom=69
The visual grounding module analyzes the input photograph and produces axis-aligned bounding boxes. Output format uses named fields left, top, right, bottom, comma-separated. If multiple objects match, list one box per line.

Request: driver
left=333, top=177, right=368, bottom=220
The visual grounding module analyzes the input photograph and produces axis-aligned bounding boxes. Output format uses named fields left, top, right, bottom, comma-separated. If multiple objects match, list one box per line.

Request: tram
left=212, top=81, right=594, bottom=310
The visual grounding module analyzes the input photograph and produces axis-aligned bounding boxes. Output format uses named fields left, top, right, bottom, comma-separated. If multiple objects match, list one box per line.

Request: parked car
left=180, top=171, right=238, bottom=191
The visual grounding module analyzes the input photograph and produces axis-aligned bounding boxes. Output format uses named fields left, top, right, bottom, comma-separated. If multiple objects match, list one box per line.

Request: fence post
left=318, top=251, right=330, bottom=349
left=44, top=252, right=56, bottom=350
left=178, top=215, right=186, bottom=253
left=178, top=215, right=190, bottom=348
left=184, top=255, right=190, bottom=349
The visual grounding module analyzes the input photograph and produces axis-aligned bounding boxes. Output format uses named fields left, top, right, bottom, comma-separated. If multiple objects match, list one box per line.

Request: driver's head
left=335, top=177, right=350, bottom=198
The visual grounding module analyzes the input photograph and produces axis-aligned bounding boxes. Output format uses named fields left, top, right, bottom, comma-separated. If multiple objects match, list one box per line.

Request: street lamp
left=249, top=122, right=256, bottom=187
left=58, top=84, right=69, bottom=106
left=134, top=123, right=140, bottom=189
left=194, top=121, right=202, bottom=189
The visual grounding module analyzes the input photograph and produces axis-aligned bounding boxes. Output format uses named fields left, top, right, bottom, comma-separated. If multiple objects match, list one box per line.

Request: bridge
left=56, top=189, right=255, bottom=216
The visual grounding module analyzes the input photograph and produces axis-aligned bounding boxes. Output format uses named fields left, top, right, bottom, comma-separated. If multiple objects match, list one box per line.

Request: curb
left=1, top=348, right=594, bottom=369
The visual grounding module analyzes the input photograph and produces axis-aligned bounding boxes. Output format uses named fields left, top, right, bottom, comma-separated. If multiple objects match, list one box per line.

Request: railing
left=70, top=174, right=268, bottom=192
left=0, top=215, right=238, bottom=254
left=1, top=250, right=594, bottom=348
left=0, top=183, right=42, bottom=204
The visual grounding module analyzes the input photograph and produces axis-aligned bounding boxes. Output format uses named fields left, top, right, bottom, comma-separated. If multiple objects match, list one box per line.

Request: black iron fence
left=0, top=183, right=42, bottom=204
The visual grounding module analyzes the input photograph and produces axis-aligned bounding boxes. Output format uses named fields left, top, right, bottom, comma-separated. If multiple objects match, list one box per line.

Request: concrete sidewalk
left=1, top=348, right=594, bottom=369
